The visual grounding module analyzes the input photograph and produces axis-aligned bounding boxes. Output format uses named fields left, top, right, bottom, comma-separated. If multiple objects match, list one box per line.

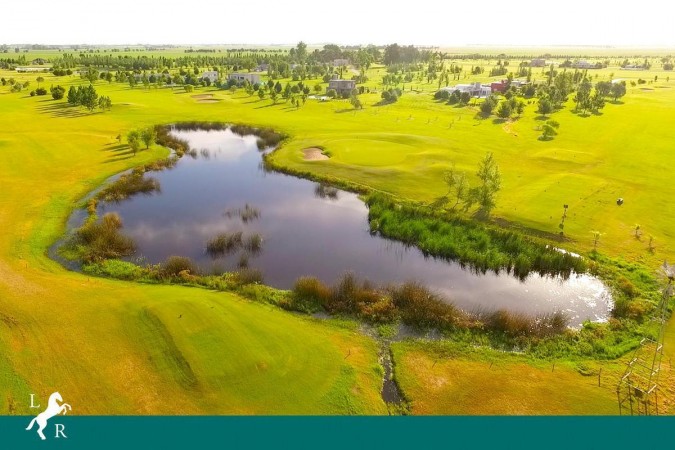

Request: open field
left=1, top=53, right=675, bottom=414
left=392, top=340, right=675, bottom=415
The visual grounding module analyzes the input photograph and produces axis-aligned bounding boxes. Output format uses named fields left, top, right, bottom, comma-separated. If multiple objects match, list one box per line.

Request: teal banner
left=2, top=416, right=673, bottom=449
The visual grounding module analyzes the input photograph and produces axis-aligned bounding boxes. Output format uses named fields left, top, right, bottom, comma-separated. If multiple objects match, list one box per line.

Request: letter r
left=55, top=424, right=67, bottom=439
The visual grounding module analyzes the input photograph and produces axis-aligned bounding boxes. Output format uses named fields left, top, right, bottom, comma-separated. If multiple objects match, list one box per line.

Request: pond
left=77, top=128, right=612, bottom=325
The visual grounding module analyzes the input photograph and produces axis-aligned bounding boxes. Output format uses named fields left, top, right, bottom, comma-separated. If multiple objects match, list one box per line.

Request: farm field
left=1, top=48, right=675, bottom=415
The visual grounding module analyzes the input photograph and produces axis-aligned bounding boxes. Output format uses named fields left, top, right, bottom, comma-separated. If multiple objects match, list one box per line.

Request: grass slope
left=392, top=342, right=620, bottom=415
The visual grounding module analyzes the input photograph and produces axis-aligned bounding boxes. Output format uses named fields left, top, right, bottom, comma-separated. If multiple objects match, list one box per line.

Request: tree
left=84, top=67, right=99, bottom=84
left=36, top=76, right=44, bottom=88
left=67, top=86, right=79, bottom=104
left=590, top=92, right=605, bottom=113
left=184, top=84, right=193, bottom=93
left=50, top=85, right=65, bottom=100
left=295, top=41, right=307, bottom=63
left=81, top=85, right=98, bottom=111
left=574, top=79, right=592, bottom=114
left=480, top=95, right=497, bottom=116
left=438, top=165, right=470, bottom=210
left=459, top=92, right=471, bottom=105
left=497, top=101, right=512, bottom=119
left=98, top=96, right=112, bottom=111
left=257, top=88, right=266, bottom=100
left=610, top=82, right=626, bottom=102
left=468, top=152, right=501, bottom=217
left=127, top=130, right=141, bottom=156
left=595, top=81, right=612, bottom=98
left=350, top=94, right=362, bottom=109
left=515, top=100, right=525, bottom=116
left=540, top=120, right=559, bottom=140
left=140, top=127, right=156, bottom=149
left=537, top=96, right=553, bottom=117
left=269, top=90, right=278, bottom=104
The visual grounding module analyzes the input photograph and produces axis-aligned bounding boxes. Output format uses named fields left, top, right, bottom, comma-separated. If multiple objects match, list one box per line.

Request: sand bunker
left=303, top=147, right=329, bottom=161
left=196, top=99, right=220, bottom=103
left=191, top=94, right=214, bottom=99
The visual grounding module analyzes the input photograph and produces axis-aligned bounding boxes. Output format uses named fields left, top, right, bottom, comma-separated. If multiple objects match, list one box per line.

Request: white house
left=201, top=70, right=218, bottom=83
left=441, top=82, right=491, bottom=98
left=15, top=67, right=50, bottom=73
left=333, top=58, right=350, bottom=67
left=228, top=73, right=261, bottom=84
left=572, top=60, right=597, bottom=69
left=530, top=58, right=547, bottom=67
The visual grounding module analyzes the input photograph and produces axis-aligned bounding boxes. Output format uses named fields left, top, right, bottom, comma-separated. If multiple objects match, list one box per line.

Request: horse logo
left=26, top=392, right=71, bottom=440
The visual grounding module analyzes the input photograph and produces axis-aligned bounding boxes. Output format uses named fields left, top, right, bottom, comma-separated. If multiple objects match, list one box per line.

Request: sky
left=2, top=0, right=675, bottom=47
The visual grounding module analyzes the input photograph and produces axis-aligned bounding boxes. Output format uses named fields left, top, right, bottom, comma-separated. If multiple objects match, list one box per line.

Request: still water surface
left=95, top=129, right=611, bottom=325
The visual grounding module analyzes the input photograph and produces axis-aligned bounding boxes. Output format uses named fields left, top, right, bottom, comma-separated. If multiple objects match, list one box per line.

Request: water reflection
left=96, top=129, right=612, bottom=325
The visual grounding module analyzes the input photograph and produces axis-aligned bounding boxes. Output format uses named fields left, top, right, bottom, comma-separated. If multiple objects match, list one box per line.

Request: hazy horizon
left=3, top=0, right=675, bottom=48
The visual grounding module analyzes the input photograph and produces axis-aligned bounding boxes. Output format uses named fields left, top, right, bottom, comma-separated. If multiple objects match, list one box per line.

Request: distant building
left=530, top=58, right=547, bottom=67
left=572, top=60, right=597, bottom=69
left=255, top=63, right=270, bottom=72
left=15, top=66, right=49, bottom=73
left=328, top=78, right=356, bottom=96
left=620, top=65, right=645, bottom=71
left=333, top=58, right=350, bottom=67
left=490, top=79, right=528, bottom=93
left=441, top=82, right=491, bottom=98
left=490, top=81, right=507, bottom=93
left=228, top=73, right=261, bottom=85
left=201, top=71, right=218, bottom=83
left=31, top=58, right=47, bottom=65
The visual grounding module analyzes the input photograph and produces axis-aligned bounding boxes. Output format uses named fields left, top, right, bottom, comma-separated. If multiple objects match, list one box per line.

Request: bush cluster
left=367, top=193, right=586, bottom=279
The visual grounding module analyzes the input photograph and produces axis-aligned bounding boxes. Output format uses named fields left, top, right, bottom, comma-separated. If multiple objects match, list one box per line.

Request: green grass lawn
left=1, top=56, right=675, bottom=414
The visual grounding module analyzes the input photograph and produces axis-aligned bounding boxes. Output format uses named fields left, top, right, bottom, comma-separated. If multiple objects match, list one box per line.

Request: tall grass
left=243, top=233, right=263, bottom=254
left=155, top=124, right=190, bottom=155
left=223, top=203, right=260, bottom=223
left=289, top=273, right=569, bottom=337
left=366, top=193, right=587, bottom=279
left=205, top=231, right=243, bottom=257
left=75, top=213, right=136, bottom=262
left=98, top=169, right=160, bottom=202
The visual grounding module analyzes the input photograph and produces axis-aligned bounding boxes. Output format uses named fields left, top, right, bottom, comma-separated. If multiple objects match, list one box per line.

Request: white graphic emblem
left=25, top=392, right=71, bottom=440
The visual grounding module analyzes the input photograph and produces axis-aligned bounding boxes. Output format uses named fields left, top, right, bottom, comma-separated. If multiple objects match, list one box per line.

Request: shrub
left=617, top=276, right=640, bottom=298
left=233, top=268, right=263, bottom=285
left=82, top=259, right=143, bottom=280
left=160, top=256, right=199, bottom=278
left=355, top=291, right=397, bottom=323
left=98, top=170, right=160, bottom=202
left=35, top=87, right=47, bottom=96
left=291, top=276, right=331, bottom=311
left=325, top=272, right=359, bottom=313
left=75, top=213, right=136, bottom=262
left=390, top=281, right=460, bottom=330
